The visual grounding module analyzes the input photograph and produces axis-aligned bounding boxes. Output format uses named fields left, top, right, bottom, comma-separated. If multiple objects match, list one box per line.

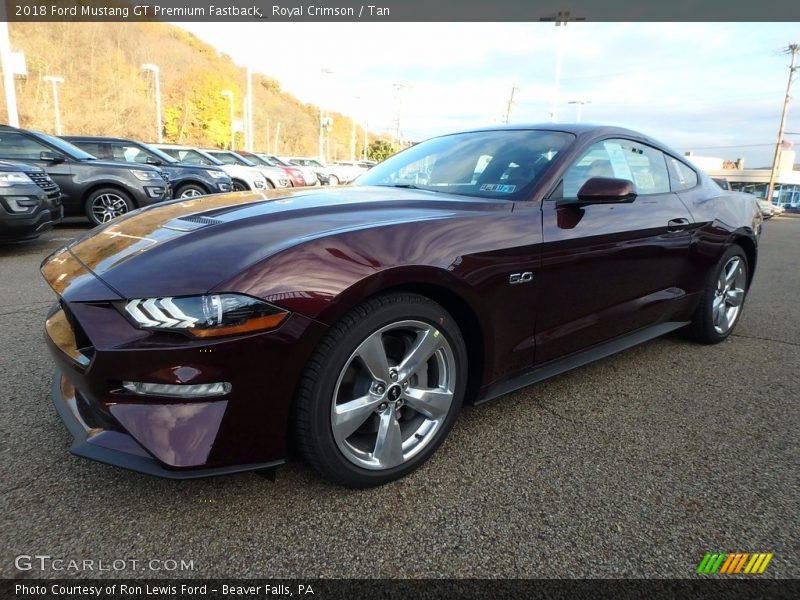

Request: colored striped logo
left=696, top=552, right=773, bottom=574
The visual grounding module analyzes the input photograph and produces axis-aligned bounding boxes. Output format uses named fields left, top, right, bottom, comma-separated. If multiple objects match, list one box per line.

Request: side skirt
left=475, top=321, right=689, bottom=405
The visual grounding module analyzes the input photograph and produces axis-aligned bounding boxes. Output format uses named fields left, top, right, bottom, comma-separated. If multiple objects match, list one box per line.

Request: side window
left=666, top=156, right=698, bottom=191
left=556, top=138, right=671, bottom=198
left=110, top=143, right=150, bottom=164
left=0, top=132, right=52, bottom=160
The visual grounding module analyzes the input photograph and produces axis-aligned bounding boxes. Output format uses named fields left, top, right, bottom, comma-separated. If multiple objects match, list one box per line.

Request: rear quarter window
left=667, top=156, right=698, bottom=191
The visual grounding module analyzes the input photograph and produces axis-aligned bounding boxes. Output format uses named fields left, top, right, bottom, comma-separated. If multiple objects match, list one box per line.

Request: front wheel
left=231, top=180, right=249, bottom=192
left=689, top=246, right=749, bottom=343
left=175, top=183, right=207, bottom=199
left=327, top=175, right=339, bottom=186
left=85, top=188, right=134, bottom=226
left=294, top=293, right=467, bottom=487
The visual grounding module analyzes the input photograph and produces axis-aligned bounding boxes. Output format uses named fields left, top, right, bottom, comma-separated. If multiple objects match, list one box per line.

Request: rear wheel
left=84, top=188, right=134, bottom=226
left=689, top=246, right=749, bottom=343
left=294, top=293, right=467, bottom=487
left=328, top=175, right=339, bottom=186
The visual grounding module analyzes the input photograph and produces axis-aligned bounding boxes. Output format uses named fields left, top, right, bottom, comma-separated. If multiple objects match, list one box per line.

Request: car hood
left=60, top=186, right=510, bottom=298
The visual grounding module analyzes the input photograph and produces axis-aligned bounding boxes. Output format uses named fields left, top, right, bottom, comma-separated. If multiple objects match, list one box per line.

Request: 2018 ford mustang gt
left=41, top=125, right=761, bottom=487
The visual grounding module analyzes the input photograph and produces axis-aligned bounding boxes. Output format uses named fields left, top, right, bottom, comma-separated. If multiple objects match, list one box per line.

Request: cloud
left=178, top=21, right=800, bottom=165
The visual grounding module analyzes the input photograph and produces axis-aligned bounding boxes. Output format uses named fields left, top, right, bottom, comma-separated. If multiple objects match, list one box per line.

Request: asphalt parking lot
left=0, top=217, right=797, bottom=580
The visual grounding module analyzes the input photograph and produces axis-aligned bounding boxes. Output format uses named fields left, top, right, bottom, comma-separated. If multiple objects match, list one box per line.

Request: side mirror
left=40, top=150, right=65, bottom=163
left=557, top=177, right=637, bottom=208
left=145, top=156, right=162, bottom=166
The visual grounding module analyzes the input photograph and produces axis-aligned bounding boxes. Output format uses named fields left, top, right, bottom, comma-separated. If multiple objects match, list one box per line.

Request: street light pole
left=540, top=10, right=585, bottom=123
left=319, top=68, right=334, bottom=161
left=221, top=90, right=235, bottom=150
left=141, top=64, right=162, bottom=143
left=0, top=16, right=20, bottom=127
left=568, top=99, right=591, bottom=122
left=43, top=75, right=64, bottom=135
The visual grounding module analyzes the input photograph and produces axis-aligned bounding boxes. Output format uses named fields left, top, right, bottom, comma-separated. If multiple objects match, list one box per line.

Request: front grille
left=28, top=171, right=59, bottom=194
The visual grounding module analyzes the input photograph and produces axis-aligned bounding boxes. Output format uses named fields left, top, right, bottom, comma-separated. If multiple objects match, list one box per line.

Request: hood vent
left=162, top=216, right=223, bottom=232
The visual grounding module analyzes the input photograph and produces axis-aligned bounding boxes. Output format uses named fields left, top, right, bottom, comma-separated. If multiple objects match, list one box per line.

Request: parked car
left=41, top=124, right=760, bottom=487
left=154, top=145, right=267, bottom=192
left=63, top=136, right=232, bottom=199
left=757, top=199, right=775, bottom=219
left=255, top=153, right=320, bottom=187
left=771, top=202, right=785, bottom=216
left=202, top=149, right=290, bottom=189
left=0, top=125, right=169, bottom=225
left=359, top=160, right=377, bottom=169
left=235, top=151, right=311, bottom=187
left=283, top=157, right=349, bottom=185
left=331, top=160, right=368, bottom=182
left=0, top=160, right=61, bottom=242
left=712, top=177, right=731, bottom=190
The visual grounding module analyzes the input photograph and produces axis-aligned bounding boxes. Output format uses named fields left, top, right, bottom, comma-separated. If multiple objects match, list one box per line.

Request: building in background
left=685, top=150, right=800, bottom=212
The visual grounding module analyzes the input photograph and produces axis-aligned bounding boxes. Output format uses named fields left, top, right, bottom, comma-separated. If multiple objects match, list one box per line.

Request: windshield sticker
left=603, top=142, right=634, bottom=181
left=480, top=184, right=516, bottom=193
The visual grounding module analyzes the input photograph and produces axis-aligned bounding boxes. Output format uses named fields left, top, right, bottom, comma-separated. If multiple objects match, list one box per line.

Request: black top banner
left=3, top=0, right=800, bottom=22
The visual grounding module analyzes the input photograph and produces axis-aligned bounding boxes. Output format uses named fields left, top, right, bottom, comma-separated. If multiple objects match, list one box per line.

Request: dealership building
left=686, top=150, right=800, bottom=211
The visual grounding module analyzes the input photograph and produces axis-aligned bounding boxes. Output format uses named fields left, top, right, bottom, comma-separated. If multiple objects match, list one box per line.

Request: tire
left=174, top=183, right=207, bottom=199
left=84, top=188, right=134, bottom=226
left=231, top=179, right=249, bottom=192
left=265, top=179, right=275, bottom=189
left=689, top=245, right=749, bottom=344
left=328, top=175, right=339, bottom=186
left=294, top=293, right=467, bottom=487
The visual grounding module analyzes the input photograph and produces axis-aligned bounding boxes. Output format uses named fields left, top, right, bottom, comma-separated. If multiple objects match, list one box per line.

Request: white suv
left=155, top=145, right=267, bottom=192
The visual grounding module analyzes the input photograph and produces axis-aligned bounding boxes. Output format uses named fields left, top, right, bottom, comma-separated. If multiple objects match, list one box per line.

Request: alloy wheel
left=713, top=256, right=746, bottom=334
left=179, top=188, right=203, bottom=199
left=91, top=193, right=129, bottom=223
left=331, top=320, right=457, bottom=470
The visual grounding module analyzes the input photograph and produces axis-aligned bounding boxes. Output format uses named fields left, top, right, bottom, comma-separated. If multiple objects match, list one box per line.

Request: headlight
left=131, top=169, right=162, bottom=182
left=0, top=172, right=34, bottom=187
left=120, top=293, right=289, bottom=338
left=208, top=170, right=228, bottom=179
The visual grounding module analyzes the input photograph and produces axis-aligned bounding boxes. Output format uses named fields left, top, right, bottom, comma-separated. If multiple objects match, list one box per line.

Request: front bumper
left=50, top=369, right=283, bottom=479
left=0, top=197, right=62, bottom=241
left=41, top=249, right=328, bottom=478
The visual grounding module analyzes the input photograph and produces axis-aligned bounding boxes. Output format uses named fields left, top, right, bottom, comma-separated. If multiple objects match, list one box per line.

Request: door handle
left=667, top=218, right=690, bottom=232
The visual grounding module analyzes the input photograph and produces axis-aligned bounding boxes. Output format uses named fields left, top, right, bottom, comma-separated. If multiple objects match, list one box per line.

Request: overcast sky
left=179, top=22, right=799, bottom=167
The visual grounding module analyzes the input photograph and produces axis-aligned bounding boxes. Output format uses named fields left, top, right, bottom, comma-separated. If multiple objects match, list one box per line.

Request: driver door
left=535, top=138, right=694, bottom=364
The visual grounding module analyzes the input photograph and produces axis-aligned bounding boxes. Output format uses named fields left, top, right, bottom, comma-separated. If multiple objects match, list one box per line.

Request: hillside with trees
left=1, top=21, right=379, bottom=159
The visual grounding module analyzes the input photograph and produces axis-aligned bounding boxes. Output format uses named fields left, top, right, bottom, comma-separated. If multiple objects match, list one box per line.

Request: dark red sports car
left=41, top=125, right=761, bottom=487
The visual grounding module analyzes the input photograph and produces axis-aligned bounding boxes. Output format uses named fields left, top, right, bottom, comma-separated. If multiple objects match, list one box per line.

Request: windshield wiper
left=381, top=183, right=422, bottom=189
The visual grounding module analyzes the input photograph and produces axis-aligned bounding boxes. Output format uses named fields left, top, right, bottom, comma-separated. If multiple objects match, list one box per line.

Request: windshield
left=262, top=155, right=289, bottom=167
left=242, top=154, right=270, bottom=166
left=35, top=131, right=97, bottom=160
left=356, top=129, right=574, bottom=200
left=159, top=148, right=223, bottom=166
left=140, top=143, right=179, bottom=164
left=208, top=151, right=254, bottom=167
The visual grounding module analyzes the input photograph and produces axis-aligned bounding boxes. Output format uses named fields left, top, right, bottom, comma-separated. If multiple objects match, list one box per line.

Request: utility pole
left=503, top=86, right=518, bottom=124
left=767, top=43, right=799, bottom=204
